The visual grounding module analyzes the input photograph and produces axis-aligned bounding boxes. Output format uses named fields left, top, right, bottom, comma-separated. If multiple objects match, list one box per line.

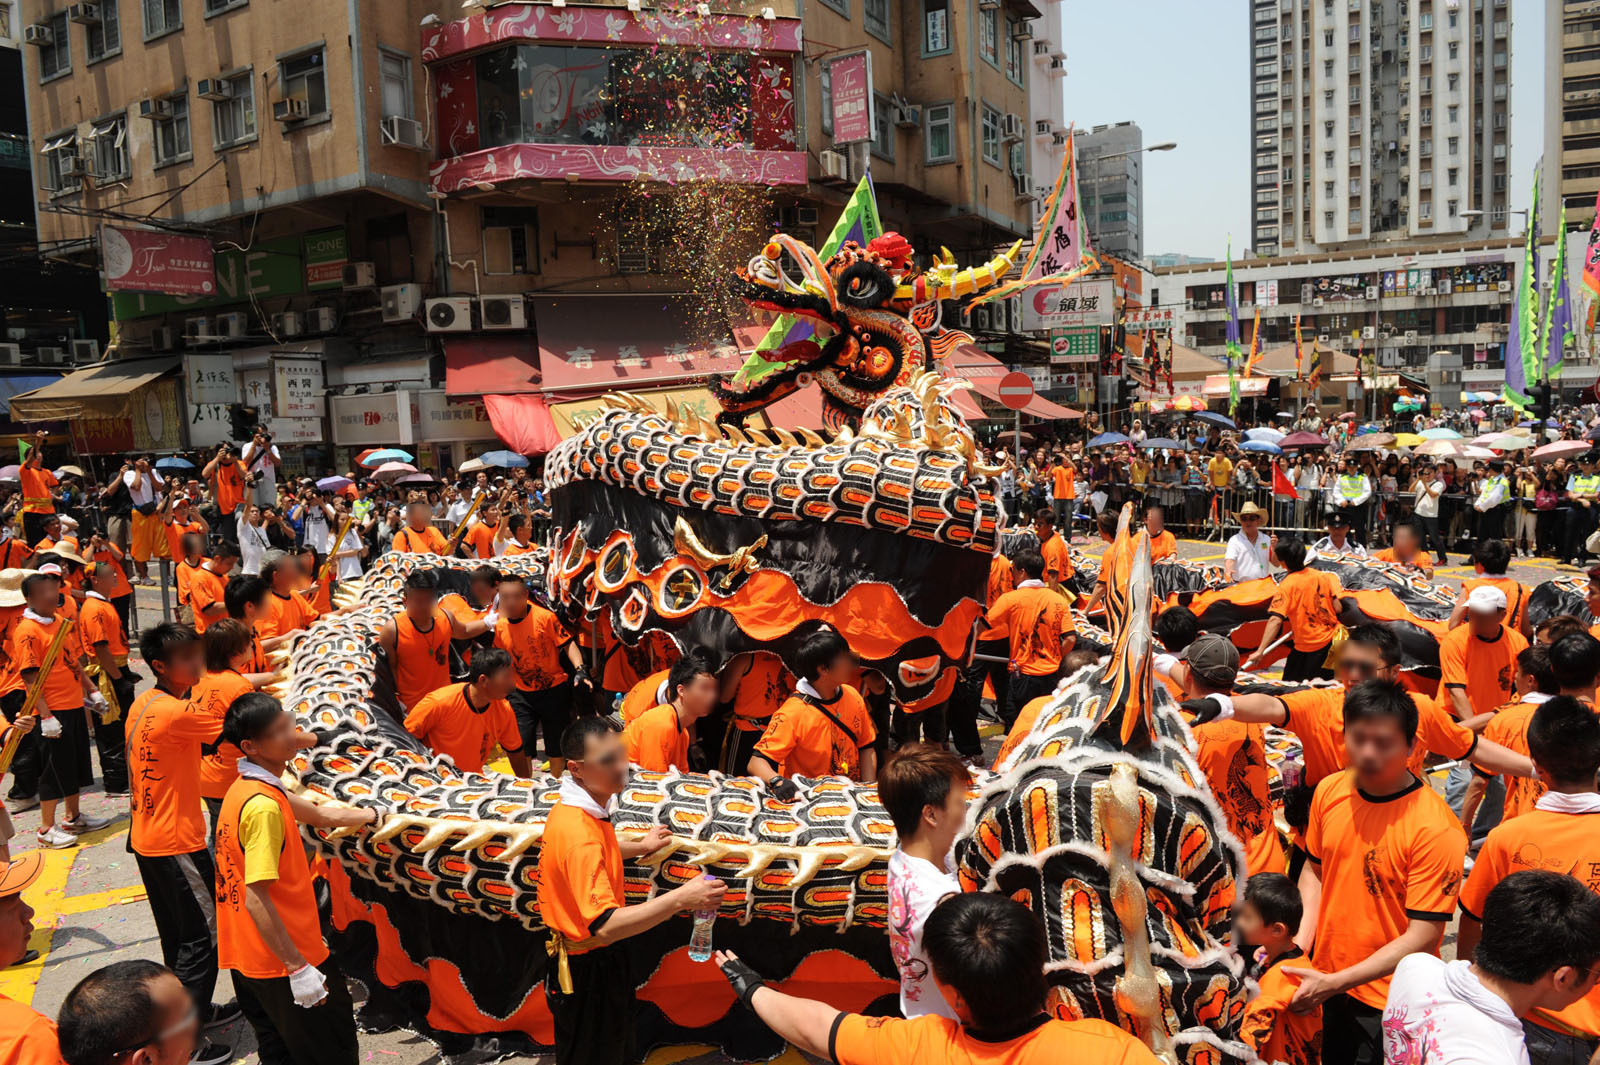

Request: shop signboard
left=112, top=229, right=347, bottom=319
left=415, top=390, right=498, bottom=442
left=103, top=227, right=216, bottom=296
left=331, top=390, right=415, bottom=447
left=272, top=356, right=325, bottom=419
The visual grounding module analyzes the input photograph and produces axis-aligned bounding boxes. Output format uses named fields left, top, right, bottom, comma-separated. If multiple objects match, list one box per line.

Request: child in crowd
left=1236, top=872, right=1321, bottom=1065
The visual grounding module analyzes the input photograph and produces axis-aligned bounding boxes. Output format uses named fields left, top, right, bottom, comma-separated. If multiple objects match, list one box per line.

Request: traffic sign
left=997, top=371, right=1034, bottom=411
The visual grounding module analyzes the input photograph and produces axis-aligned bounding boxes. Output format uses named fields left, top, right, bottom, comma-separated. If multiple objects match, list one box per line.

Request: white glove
left=289, top=963, right=328, bottom=1008
left=482, top=610, right=499, bottom=629
left=39, top=716, right=62, bottom=739
left=86, top=692, right=109, bottom=714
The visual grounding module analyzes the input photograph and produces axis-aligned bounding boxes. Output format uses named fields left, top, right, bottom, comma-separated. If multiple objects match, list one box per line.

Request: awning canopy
left=940, top=347, right=1080, bottom=420
left=1202, top=374, right=1271, bottom=398
left=444, top=336, right=541, bottom=396
left=533, top=295, right=747, bottom=395
left=0, top=373, right=64, bottom=418
left=9, top=358, right=179, bottom=422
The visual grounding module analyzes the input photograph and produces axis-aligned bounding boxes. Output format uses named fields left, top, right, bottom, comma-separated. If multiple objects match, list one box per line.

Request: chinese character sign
left=830, top=52, right=873, bottom=145
left=271, top=357, right=325, bottom=419
left=102, top=227, right=217, bottom=296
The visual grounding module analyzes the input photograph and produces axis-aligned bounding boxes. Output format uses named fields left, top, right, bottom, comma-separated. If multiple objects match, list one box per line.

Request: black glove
left=766, top=775, right=799, bottom=802
left=572, top=669, right=593, bottom=692
left=719, top=955, right=767, bottom=1009
left=1180, top=697, right=1225, bottom=726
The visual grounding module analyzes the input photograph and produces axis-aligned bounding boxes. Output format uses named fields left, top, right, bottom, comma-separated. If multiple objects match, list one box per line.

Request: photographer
left=99, top=460, right=134, bottom=554
left=122, top=456, right=165, bottom=585
left=241, top=426, right=282, bottom=508
left=202, top=442, right=250, bottom=527
left=290, top=485, right=333, bottom=553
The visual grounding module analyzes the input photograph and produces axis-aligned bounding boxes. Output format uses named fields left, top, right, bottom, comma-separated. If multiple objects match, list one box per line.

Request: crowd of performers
left=4, top=486, right=1600, bottom=1065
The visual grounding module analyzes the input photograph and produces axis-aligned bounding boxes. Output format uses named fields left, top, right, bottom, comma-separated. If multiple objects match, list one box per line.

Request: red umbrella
left=354, top=449, right=378, bottom=467
left=1278, top=431, right=1331, bottom=449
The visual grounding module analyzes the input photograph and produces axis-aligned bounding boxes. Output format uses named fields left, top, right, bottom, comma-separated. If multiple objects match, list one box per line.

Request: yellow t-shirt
left=1208, top=456, right=1234, bottom=488
left=239, top=793, right=286, bottom=884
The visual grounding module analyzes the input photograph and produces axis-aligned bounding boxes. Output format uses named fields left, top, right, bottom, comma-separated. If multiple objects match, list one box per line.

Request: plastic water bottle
left=688, top=876, right=718, bottom=962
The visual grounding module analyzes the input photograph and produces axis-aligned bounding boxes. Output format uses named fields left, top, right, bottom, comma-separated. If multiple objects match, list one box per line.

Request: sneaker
left=189, top=1042, right=232, bottom=1065
left=36, top=825, right=77, bottom=849
left=203, top=1002, right=242, bottom=1030
left=61, top=812, right=115, bottom=833
left=7, top=795, right=39, bottom=814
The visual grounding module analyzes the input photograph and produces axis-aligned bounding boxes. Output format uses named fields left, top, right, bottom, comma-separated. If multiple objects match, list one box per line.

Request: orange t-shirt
left=18, top=465, right=56, bottom=513
left=0, top=539, right=30, bottom=569
left=495, top=605, right=570, bottom=692
left=1460, top=805, right=1600, bottom=1038
left=830, top=1013, right=1158, bottom=1065
left=1268, top=568, right=1342, bottom=651
left=440, top=592, right=488, bottom=627
left=1191, top=718, right=1286, bottom=875
left=404, top=682, right=522, bottom=775
left=214, top=462, right=247, bottom=516
left=1038, top=532, right=1074, bottom=583
left=1279, top=686, right=1475, bottom=787
left=393, top=607, right=452, bottom=709
left=164, top=519, right=204, bottom=567
left=1147, top=529, right=1177, bottom=562
left=1439, top=624, right=1527, bottom=718
left=0, top=604, right=25, bottom=698
left=13, top=613, right=85, bottom=711
left=996, top=695, right=1053, bottom=765
left=78, top=595, right=128, bottom=658
left=1480, top=699, right=1545, bottom=821
left=731, top=652, right=793, bottom=731
left=537, top=800, right=625, bottom=951
left=463, top=521, right=499, bottom=560
left=986, top=553, right=1015, bottom=605
left=174, top=559, right=204, bottom=611
left=1305, top=771, right=1467, bottom=1009
left=502, top=540, right=538, bottom=557
left=0, top=995, right=64, bottom=1065
left=621, top=669, right=671, bottom=726
left=259, top=590, right=317, bottom=641
left=126, top=687, right=223, bottom=856
left=1051, top=464, right=1074, bottom=500
left=188, top=567, right=228, bottom=633
left=753, top=687, right=877, bottom=780
left=394, top=524, right=449, bottom=554
left=1240, top=952, right=1322, bottom=1065
left=88, top=549, right=132, bottom=599
left=984, top=585, right=1075, bottom=677
left=192, top=669, right=255, bottom=800
left=1462, top=576, right=1528, bottom=635
left=624, top=703, right=691, bottom=772
left=1371, top=547, right=1433, bottom=572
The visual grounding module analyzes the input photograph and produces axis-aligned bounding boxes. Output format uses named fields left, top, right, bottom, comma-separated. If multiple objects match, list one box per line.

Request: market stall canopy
left=1201, top=375, right=1269, bottom=398
left=939, top=346, right=1081, bottom=420
left=0, top=374, right=64, bottom=418
left=8, top=358, right=178, bottom=422
left=534, top=295, right=750, bottom=394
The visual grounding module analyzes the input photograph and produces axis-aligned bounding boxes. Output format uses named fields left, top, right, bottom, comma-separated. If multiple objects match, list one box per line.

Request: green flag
left=1541, top=201, right=1573, bottom=379
left=1506, top=172, right=1542, bottom=408
left=1224, top=240, right=1241, bottom=414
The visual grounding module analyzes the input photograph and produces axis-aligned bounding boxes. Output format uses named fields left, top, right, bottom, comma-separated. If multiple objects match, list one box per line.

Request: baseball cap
left=1466, top=585, right=1508, bottom=614
left=1184, top=633, right=1240, bottom=689
left=0, top=851, right=42, bottom=898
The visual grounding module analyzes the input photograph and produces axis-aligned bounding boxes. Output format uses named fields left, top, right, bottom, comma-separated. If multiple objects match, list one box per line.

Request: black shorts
left=38, top=706, right=89, bottom=801
left=510, top=684, right=574, bottom=760
left=1322, top=992, right=1384, bottom=1065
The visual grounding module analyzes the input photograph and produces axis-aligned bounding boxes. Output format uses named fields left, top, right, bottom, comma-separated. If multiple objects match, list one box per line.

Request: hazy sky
left=1064, top=0, right=1545, bottom=259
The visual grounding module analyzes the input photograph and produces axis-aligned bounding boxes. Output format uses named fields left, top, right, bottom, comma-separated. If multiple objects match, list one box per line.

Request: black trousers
left=1, top=690, right=39, bottom=799
left=1522, top=1017, right=1600, bottom=1065
left=1280, top=642, right=1333, bottom=683
left=547, top=945, right=633, bottom=1065
left=1322, top=992, right=1384, bottom=1065
left=1478, top=505, right=1507, bottom=543
left=509, top=684, right=573, bottom=760
left=1004, top=670, right=1062, bottom=729
left=233, top=957, right=358, bottom=1065
left=720, top=724, right=766, bottom=777
left=95, top=675, right=133, bottom=793
left=892, top=703, right=947, bottom=746
left=1416, top=514, right=1449, bottom=563
left=21, top=511, right=52, bottom=546
left=1566, top=503, right=1599, bottom=562
left=135, top=849, right=223, bottom=1014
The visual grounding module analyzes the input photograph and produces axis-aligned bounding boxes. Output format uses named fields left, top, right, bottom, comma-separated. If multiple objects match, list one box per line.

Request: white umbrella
left=1244, top=427, right=1285, bottom=443
left=458, top=457, right=488, bottom=474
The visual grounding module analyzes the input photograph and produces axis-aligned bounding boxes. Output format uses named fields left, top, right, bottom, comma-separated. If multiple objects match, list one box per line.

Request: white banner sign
left=1123, top=307, right=1177, bottom=329
left=415, top=390, right=497, bottom=442
left=1021, top=278, right=1115, bottom=332
left=272, top=356, right=325, bottom=419
left=331, top=390, right=415, bottom=447
left=183, top=353, right=236, bottom=448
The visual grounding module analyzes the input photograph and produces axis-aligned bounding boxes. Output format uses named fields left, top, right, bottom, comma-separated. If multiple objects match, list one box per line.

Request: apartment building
left=1076, top=121, right=1144, bottom=261
left=1024, top=0, right=1066, bottom=214
left=1542, top=0, right=1600, bottom=229
left=1249, top=0, right=1512, bottom=258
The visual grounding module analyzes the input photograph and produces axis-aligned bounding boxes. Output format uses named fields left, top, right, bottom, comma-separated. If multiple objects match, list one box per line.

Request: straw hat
left=0, top=568, right=27, bottom=608
left=1236, top=501, right=1267, bottom=520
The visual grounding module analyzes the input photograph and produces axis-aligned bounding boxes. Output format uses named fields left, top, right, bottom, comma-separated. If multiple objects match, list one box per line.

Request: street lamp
left=1460, top=207, right=1531, bottom=235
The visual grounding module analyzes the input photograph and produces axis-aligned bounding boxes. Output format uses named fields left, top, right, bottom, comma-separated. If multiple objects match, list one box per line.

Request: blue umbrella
left=1088, top=432, right=1131, bottom=448
left=1140, top=437, right=1187, bottom=450
left=360, top=448, right=414, bottom=467
left=1193, top=411, right=1236, bottom=429
left=1239, top=440, right=1283, bottom=454
left=154, top=457, right=195, bottom=471
left=1419, top=428, right=1462, bottom=440
left=478, top=450, right=530, bottom=469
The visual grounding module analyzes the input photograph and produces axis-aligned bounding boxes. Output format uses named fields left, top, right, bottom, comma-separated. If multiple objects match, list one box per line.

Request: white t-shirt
left=1383, top=955, right=1529, bottom=1065
left=1225, top=530, right=1271, bottom=581
left=326, top=522, right=363, bottom=579
left=236, top=511, right=271, bottom=576
left=123, top=468, right=165, bottom=507
left=886, top=850, right=958, bottom=1020
left=242, top=441, right=281, bottom=503
left=1414, top=479, right=1444, bottom=519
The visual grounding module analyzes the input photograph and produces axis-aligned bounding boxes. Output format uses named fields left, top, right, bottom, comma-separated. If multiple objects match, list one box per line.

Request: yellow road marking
left=644, top=1046, right=719, bottom=1064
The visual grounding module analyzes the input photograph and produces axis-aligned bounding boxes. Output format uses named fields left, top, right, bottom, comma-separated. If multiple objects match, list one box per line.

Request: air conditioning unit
left=893, top=103, right=922, bottom=129
left=381, top=116, right=426, bottom=149
left=1051, top=130, right=1067, bottom=146
left=197, top=78, right=233, bottom=102
left=1001, top=113, right=1025, bottom=141
left=149, top=326, right=175, bottom=351
left=978, top=0, right=998, bottom=8
left=273, top=98, right=310, bottom=123
left=1421, top=286, right=1436, bottom=296
left=1032, top=40, right=1050, bottom=55
left=1313, top=296, right=1325, bottom=306
left=0, top=344, right=20, bottom=366
left=1437, top=278, right=1452, bottom=295
left=1404, top=329, right=1418, bottom=341
left=1365, top=285, right=1379, bottom=300
left=1010, top=21, right=1032, bottom=39
left=1316, top=333, right=1330, bottom=343
left=381, top=283, right=422, bottom=322
left=1362, top=325, right=1376, bottom=340
left=343, top=262, right=376, bottom=289
left=1048, top=56, right=1066, bottom=75
left=1379, top=330, right=1394, bottom=340
left=972, top=305, right=993, bottom=331
left=308, top=307, right=337, bottom=332
left=271, top=311, right=303, bottom=338
left=35, top=347, right=67, bottom=366
left=819, top=149, right=848, bottom=182
left=139, top=98, right=174, bottom=121
left=796, top=205, right=819, bottom=226
left=479, top=295, right=526, bottom=331
left=424, top=297, right=475, bottom=333
left=63, top=156, right=89, bottom=178
left=66, top=3, right=100, bottom=23
left=183, top=316, right=210, bottom=341
left=1034, top=119, right=1053, bottom=137
left=70, top=339, right=99, bottom=363
left=24, top=23, right=54, bottom=46
left=214, top=312, right=247, bottom=338
left=1012, top=172, right=1032, bottom=200
left=1496, top=280, right=1511, bottom=292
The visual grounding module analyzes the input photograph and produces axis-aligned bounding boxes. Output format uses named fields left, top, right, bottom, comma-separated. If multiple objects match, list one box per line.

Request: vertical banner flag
left=1293, top=314, right=1304, bottom=377
left=741, top=173, right=883, bottom=380
left=970, top=129, right=1099, bottom=306
left=1542, top=202, right=1574, bottom=378
left=1164, top=331, right=1174, bottom=392
left=1506, top=172, right=1542, bottom=407
left=1583, top=185, right=1600, bottom=300
left=1245, top=306, right=1262, bottom=377
left=1224, top=240, right=1241, bottom=413
left=1307, top=343, right=1325, bottom=392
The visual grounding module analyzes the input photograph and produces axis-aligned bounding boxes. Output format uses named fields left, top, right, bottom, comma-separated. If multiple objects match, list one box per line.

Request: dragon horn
left=933, top=240, right=1025, bottom=300
left=1089, top=503, right=1158, bottom=750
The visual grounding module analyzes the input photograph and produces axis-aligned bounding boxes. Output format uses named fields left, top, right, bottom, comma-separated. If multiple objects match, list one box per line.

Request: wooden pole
left=319, top=514, right=357, bottom=588
left=0, top=618, right=75, bottom=774
left=445, top=491, right=487, bottom=556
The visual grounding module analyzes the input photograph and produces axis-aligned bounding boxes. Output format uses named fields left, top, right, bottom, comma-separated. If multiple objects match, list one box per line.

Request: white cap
left=1465, top=585, right=1508, bottom=614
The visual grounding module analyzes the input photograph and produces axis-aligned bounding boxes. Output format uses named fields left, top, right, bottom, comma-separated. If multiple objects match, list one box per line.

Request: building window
left=1447, top=166, right=1458, bottom=186
left=89, top=114, right=128, bottom=180
left=1447, top=104, right=1457, bottom=124
left=1324, top=180, right=1335, bottom=197
left=142, top=0, right=180, bottom=38
left=41, top=131, right=80, bottom=193
left=819, top=62, right=833, bottom=134
left=0, top=3, right=11, bottom=38
left=922, top=0, right=949, bottom=55
left=979, top=8, right=997, bottom=66
left=1447, top=199, right=1458, bottom=217
left=864, top=0, right=890, bottom=43
left=1005, top=21, right=1022, bottom=84
left=1420, top=199, right=1432, bottom=219
left=1447, top=135, right=1458, bottom=153
left=482, top=206, right=540, bottom=275
left=1419, top=11, right=1431, bottom=28
left=380, top=51, right=412, bottom=120
left=86, top=0, right=121, bottom=61
left=279, top=49, right=329, bottom=121
left=211, top=70, right=256, bottom=148
left=152, top=93, right=191, bottom=167
left=1349, top=208, right=1362, bottom=225
left=924, top=102, right=953, bottom=163
left=870, top=92, right=893, bottom=160
left=1448, top=72, right=1458, bottom=90
left=817, top=0, right=848, bottom=14
left=1323, top=150, right=1334, bottom=167
left=1447, top=41, right=1457, bottom=59
left=38, top=12, right=69, bottom=80
left=204, top=0, right=247, bottom=13
left=1324, top=210, right=1334, bottom=227
left=981, top=105, right=1001, bottom=166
